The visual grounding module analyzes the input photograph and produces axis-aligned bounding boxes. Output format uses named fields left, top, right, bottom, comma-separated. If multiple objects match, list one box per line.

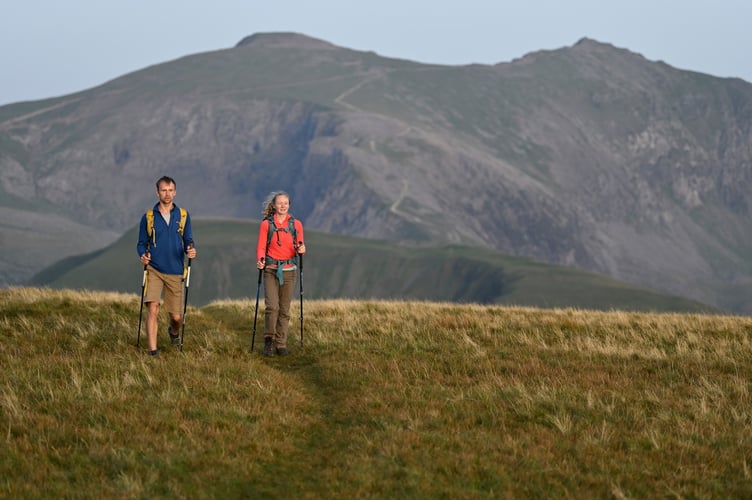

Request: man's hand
left=140, top=252, right=151, bottom=265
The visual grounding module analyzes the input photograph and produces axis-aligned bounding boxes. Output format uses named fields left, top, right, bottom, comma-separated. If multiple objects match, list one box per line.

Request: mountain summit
left=236, top=32, right=337, bottom=50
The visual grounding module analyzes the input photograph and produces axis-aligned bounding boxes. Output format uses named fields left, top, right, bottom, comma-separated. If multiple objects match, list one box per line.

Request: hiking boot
left=276, top=347, right=288, bottom=356
left=149, top=349, right=159, bottom=357
left=168, top=325, right=180, bottom=345
left=263, top=338, right=274, bottom=357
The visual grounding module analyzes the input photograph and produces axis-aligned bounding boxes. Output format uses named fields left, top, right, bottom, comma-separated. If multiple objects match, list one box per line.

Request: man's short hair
left=156, top=176, right=176, bottom=189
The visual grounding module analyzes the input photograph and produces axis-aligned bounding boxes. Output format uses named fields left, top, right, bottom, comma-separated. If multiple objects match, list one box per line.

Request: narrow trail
left=333, top=73, right=381, bottom=111
left=0, top=97, right=83, bottom=129
left=334, top=72, right=424, bottom=223
left=389, top=179, right=422, bottom=223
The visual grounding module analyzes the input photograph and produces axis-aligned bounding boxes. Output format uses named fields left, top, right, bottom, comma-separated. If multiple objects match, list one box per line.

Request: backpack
left=145, top=207, right=187, bottom=245
left=265, top=214, right=298, bottom=251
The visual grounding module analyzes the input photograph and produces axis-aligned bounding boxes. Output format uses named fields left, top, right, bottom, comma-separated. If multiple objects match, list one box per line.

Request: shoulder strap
left=288, top=215, right=297, bottom=244
left=146, top=209, right=155, bottom=238
left=177, top=207, right=187, bottom=236
left=265, top=215, right=275, bottom=249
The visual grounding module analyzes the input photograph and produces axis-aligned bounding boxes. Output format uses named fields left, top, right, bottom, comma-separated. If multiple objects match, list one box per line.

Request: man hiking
left=136, top=176, right=197, bottom=357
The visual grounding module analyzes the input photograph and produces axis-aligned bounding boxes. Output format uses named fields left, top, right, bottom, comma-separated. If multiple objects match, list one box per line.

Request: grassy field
left=1, top=287, right=751, bottom=498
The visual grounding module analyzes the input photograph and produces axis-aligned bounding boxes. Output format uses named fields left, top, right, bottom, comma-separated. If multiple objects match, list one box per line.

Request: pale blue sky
left=1, top=0, right=750, bottom=105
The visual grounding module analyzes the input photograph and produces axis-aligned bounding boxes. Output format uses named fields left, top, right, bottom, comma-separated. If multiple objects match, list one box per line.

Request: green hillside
left=31, top=218, right=714, bottom=313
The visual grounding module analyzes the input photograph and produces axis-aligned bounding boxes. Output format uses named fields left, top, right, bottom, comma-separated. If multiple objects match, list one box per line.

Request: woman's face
left=274, top=195, right=290, bottom=215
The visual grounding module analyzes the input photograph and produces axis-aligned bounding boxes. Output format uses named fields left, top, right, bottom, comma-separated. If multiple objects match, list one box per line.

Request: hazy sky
left=1, top=0, right=750, bottom=105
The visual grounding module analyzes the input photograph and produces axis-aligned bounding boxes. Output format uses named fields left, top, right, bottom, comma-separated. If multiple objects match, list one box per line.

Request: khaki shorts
left=144, top=265, right=184, bottom=314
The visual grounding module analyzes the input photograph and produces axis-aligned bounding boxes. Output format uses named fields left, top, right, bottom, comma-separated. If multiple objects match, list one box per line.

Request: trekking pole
left=179, top=254, right=192, bottom=352
left=251, top=266, right=263, bottom=353
left=136, top=264, right=148, bottom=347
left=298, top=245, right=304, bottom=347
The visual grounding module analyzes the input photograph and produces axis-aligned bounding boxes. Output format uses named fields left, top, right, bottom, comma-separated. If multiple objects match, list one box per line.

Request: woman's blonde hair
left=261, top=191, right=291, bottom=218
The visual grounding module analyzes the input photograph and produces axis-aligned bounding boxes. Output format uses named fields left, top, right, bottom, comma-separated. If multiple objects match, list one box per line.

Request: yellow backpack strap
left=178, top=208, right=187, bottom=235
left=145, top=209, right=155, bottom=246
left=179, top=207, right=189, bottom=280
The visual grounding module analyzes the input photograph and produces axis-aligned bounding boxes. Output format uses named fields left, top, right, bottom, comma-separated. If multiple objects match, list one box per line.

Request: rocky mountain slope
left=1, top=33, right=751, bottom=311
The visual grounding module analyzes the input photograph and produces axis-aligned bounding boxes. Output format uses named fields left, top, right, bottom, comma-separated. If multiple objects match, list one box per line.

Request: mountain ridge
left=2, top=32, right=751, bottom=311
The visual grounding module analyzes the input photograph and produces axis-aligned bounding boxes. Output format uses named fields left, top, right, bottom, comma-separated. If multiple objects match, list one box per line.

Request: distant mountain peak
left=235, top=32, right=337, bottom=50
left=572, top=37, right=610, bottom=49
left=570, top=37, right=635, bottom=57
left=507, top=36, right=650, bottom=76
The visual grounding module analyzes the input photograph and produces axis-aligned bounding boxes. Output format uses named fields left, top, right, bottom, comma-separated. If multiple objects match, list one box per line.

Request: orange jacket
left=256, top=214, right=304, bottom=268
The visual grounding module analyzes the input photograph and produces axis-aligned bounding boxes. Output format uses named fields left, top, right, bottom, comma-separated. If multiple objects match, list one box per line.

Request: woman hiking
left=256, top=191, right=306, bottom=356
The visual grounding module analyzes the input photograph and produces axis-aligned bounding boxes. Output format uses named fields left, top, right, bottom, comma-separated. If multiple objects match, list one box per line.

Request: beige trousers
left=263, top=268, right=297, bottom=348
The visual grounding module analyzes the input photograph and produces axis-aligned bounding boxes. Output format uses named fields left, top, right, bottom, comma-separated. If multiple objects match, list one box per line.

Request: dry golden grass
left=1, top=288, right=751, bottom=498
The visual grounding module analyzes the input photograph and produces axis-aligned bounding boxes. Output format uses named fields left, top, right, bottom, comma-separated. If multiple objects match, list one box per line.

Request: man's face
left=157, top=181, right=176, bottom=206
